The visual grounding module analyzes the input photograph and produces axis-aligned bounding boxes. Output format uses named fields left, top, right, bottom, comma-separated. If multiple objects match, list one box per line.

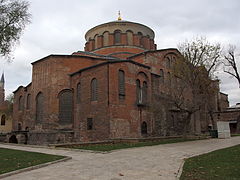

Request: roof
left=85, top=20, right=155, bottom=40
left=127, top=48, right=181, bottom=59
left=31, top=53, right=119, bottom=65
left=70, top=60, right=150, bottom=76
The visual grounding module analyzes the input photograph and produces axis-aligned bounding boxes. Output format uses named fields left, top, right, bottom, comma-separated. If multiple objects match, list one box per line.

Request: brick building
left=12, top=18, right=220, bottom=144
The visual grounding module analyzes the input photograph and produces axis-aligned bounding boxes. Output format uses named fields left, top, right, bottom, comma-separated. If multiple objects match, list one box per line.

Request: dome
left=85, top=20, right=155, bottom=40
left=84, top=19, right=157, bottom=57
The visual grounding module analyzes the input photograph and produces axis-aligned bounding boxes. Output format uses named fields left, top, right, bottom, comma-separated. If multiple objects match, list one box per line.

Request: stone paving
left=0, top=136, right=240, bottom=180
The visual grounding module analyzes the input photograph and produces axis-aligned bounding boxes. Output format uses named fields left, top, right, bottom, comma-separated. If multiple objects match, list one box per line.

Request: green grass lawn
left=73, top=138, right=202, bottom=151
left=180, top=145, right=240, bottom=180
left=231, top=134, right=240, bottom=137
left=0, top=148, right=65, bottom=175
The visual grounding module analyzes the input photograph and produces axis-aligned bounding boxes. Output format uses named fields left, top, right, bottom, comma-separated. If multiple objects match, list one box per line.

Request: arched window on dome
left=94, top=34, right=98, bottom=49
left=114, top=30, right=121, bottom=44
left=126, top=30, right=133, bottom=45
left=103, top=31, right=109, bottom=47
left=138, top=32, right=143, bottom=47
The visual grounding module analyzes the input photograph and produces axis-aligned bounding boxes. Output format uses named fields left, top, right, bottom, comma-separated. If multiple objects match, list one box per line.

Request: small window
left=160, top=69, right=164, bottom=83
left=18, top=96, right=24, bottom=111
left=91, top=78, right=98, bottom=101
left=114, top=30, right=121, bottom=44
left=87, top=118, right=93, bottom=130
left=1, top=115, right=6, bottom=125
left=141, top=121, right=147, bottom=135
left=118, top=70, right=125, bottom=99
left=77, top=83, right=81, bottom=103
left=26, top=94, right=31, bottom=109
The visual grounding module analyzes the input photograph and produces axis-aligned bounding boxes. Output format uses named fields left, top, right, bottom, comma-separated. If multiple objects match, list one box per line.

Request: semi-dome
left=84, top=19, right=157, bottom=58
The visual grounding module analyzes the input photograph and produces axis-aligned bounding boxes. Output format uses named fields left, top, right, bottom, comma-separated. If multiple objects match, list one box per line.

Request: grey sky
left=0, top=0, right=239, bottom=105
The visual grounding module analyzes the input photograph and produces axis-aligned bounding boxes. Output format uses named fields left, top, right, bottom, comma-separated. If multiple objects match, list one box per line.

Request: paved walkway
left=0, top=137, right=240, bottom=180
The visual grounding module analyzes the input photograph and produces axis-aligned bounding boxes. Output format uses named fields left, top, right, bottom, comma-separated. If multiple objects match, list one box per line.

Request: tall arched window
left=36, top=92, right=44, bottom=123
left=76, top=83, right=81, bottom=104
left=59, top=90, right=73, bottom=124
left=160, top=69, right=164, bottom=83
left=91, top=78, right=98, bottom=101
left=142, top=81, right=148, bottom=104
left=1, top=114, right=6, bottom=125
left=26, top=94, right=31, bottom=109
left=114, top=30, right=121, bottom=44
left=136, top=79, right=141, bottom=103
left=18, top=96, right=24, bottom=111
left=118, top=70, right=125, bottom=99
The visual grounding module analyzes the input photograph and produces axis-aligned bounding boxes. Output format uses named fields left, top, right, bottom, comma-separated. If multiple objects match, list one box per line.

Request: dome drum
left=84, top=21, right=157, bottom=53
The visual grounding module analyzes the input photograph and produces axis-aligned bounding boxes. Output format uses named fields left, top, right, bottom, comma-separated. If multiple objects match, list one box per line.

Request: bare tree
left=223, top=45, right=240, bottom=88
left=0, top=0, right=31, bottom=58
left=172, top=37, right=221, bottom=135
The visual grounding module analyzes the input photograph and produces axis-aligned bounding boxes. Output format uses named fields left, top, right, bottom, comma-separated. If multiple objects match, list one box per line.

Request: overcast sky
left=0, top=0, right=239, bottom=105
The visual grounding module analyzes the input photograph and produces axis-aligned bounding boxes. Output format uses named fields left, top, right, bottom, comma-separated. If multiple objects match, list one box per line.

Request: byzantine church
left=12, top=15, right=221, bottom=144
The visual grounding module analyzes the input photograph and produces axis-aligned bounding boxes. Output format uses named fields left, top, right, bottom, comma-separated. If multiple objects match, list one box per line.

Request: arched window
left=114, top=30, right=121, bottom=44
left=138, top=32, right=143, bottom=46
left=59, top=90, right=73, bottom=124
left=91, top=78, right=98, bottom=101
left=160, top=69, right=164, bottom=83
left=166, top=57, right=171, bottom=68
left=18, top=96, right=24, bottom=111
left=118, top=70, right=125, bottom=99
left=103, top=31, right=109, bottom=47
left=76, top=83, right=81, bottom=103
left=141, top=121, right=147, bottom=135
left=26, top=94, right=31, bottom=109
left=1, top=114, right=6, bottom=125
left=142, top=81, right=148, bottom=104
left=126, top=30, right=133, bottom=45
left=36, top=92, right=44, bottom=123
left=94, top=34, right=98, bottom=49
left=136, top=79, right=141, bottom=104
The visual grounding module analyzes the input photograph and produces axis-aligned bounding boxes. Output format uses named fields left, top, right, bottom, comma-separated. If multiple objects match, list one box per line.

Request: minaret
left=0, top=72, right=5, bottom=104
